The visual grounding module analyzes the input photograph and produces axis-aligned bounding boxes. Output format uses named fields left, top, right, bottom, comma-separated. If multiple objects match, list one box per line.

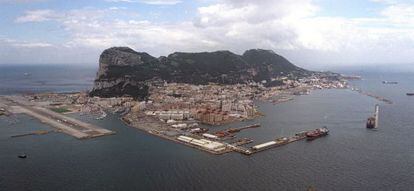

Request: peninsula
left=1, top=47, right=349, bottom=155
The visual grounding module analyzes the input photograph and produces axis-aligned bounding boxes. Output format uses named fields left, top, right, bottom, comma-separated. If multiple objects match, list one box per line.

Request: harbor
left=2, top=70, right=406, bottom=190
left=0, top=92, right=336, bottom=156
left=121, top=109, right=331, bottom=155
left=232, top=128, right=329, bottom=155
left=151, top=122, right=330, bottom=156
left=0, top=76, right=379, bottom=156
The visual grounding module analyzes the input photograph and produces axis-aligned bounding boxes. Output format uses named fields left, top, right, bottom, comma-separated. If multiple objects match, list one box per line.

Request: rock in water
left=89, top=47, right=309, bottom=100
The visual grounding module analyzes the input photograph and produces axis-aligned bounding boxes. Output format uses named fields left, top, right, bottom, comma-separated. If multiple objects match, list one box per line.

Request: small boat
left=18, top=154, right=27, bottom=159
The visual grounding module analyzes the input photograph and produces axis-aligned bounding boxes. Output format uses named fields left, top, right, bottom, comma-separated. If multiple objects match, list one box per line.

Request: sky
left=0, top=0, right=414, bottom=69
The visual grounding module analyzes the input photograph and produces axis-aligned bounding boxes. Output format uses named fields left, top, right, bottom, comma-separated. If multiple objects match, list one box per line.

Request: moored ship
left=366, top=117, right=376, bottom=129
left=306, top=127, right=329, bottom=141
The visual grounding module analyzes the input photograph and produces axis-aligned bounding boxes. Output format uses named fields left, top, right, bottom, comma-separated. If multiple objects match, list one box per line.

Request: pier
left=232, top=134, right=308, bottom=155
left=11, top=130, right=57, bottom=138
left=0, top=96, right=115, bottom=139
left=214, top=123, right=260, bottom=138
left=126, top=114, right=326, bottom=156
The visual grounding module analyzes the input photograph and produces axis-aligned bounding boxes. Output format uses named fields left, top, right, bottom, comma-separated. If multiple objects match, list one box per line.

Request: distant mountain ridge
left=90, top=47, right=311, bottom=99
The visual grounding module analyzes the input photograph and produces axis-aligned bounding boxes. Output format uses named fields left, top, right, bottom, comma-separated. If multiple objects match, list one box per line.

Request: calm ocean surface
left=0, top=65, right=96, bottom=95
left=1, top=65, right=413, bottom=191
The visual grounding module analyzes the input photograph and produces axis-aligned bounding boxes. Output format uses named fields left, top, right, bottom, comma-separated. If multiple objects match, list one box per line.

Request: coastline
left=2, top=71, right=397, bottom=156
left=0, top=74, right=350, bottom=155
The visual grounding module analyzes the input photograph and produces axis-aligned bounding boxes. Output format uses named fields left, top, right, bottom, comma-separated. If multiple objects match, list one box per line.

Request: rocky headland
left=89, top=47, right=311, bottom=99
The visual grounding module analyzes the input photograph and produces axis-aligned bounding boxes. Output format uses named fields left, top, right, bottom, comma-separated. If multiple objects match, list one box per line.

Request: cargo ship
left=407, top=93, right=414, bottom=96
left=382, top=81, right=398, bottom=84
left=306, top=127, right=329, bottom=141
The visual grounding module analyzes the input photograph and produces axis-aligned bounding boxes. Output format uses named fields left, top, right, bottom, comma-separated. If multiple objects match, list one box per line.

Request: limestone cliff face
left=89, top=47, right=309, bottom=99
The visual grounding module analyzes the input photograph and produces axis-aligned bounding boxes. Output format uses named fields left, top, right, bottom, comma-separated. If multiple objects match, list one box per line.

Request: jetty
left=352, top=88, right=393, bottom=104
left=214, top=123, right=260, bottom=138
left=233, top=133, right=308, bottom=155
left=11, top=130, right=57, bottom=138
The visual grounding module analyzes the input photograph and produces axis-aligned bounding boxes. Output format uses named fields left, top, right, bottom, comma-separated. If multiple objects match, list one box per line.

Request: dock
left=232, top=134, right=308, bottom=155
left=214, top=123, right=260, bottom=137
left=125, top=114, right=326, bottom=156
left=0, top=96, right=115, bottom=139
left=229, top=138, right=254, bottom=146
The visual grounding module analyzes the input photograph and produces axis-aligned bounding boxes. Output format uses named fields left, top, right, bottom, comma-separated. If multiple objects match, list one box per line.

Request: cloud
left=14, top=7, right=214, bottom=55
left=195, top=0, right=318, bottom=27
left=380, top=3, right=414, bottom=25
left=7, top=0, right=414, bottom=66
left=0, top=38, right=53, bottom=48
left=13, top=42, right=53, bottom=48
left=15, top=9, right=58, bottom=23
left=0, top=0, right=47, bottom=3
left=109, top=6, right=127, bottom=10
left=0, top=38, right=99, bottom=64
left=105, top=0, right=182, bottom=5
left=190, top=0, right=414, bottom=65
